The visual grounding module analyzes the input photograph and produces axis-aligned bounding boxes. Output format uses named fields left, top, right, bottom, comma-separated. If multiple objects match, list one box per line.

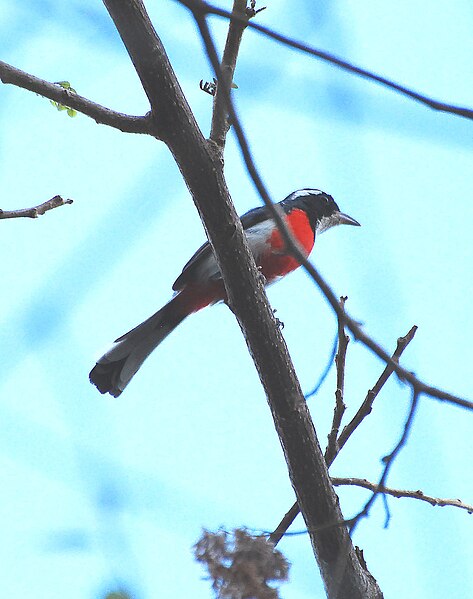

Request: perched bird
left=90, top=189, right=360, bottom=396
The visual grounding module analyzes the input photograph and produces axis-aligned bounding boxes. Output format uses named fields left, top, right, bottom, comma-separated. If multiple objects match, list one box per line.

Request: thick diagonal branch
left=102, top=1, right=382, bottom=596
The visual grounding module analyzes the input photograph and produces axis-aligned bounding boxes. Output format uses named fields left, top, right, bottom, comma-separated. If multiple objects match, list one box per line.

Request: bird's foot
left=273, top=308, right=284, bottom=330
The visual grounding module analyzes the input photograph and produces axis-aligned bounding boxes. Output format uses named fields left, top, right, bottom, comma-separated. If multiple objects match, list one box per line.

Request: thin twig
left=270, top=325, right=417, bottom=545
left=184, top=1, right=473, bottom=413
left=331, top=478, right=473, bottom=514
left=100, top=5, right=383, bottom=593
left=304, top=330, right=338, bottom=399
left=338, top=326, right=418, bottom=449
left=189, top=0, right=473, bottom=548
left=179, top=0, right=473, bottom=122
left=306, top=348, right=356, bottom=599
left=325, top=297, right=349, bottom=464
left=275, top=368, right=422, bottom=542
left=209, top=0, right=249, bottom=149
left=0, top=195, right=73, bottom=220
left=264, top=479, right=473, bottom=538
left=269, top=503, right=300, bottom=545
left=302, top=269, right=471, bottom=411
left=349, top=389, right=420, bottom=535
left=0, top=61, right=153, bottom=135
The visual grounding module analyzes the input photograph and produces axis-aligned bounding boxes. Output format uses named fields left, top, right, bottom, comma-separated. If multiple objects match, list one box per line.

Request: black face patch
left=280, top=189, right=341, bottom=230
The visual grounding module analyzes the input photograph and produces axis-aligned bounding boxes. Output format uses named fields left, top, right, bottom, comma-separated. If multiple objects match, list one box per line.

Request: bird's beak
left=336, top=212, right=361, bottom=227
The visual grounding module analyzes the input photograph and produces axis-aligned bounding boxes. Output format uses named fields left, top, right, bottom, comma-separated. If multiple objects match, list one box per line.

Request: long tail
left=89, top=294, right=189, bottom=397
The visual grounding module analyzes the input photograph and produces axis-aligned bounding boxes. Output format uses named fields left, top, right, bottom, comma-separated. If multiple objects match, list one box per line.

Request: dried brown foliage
left=194, top=528, right=289, bottom=598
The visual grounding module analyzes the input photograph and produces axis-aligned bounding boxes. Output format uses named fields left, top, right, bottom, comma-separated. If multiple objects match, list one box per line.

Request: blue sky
left=0, top=1, right=472, bottom=598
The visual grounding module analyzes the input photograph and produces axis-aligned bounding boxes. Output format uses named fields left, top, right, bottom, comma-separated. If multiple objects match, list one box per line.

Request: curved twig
left=179, top=0, right=473, bottom=122
left=185, top=1, right=473, bottom=413
left=349, top=389, right=420, bottom=535
left=304, top=330, right=338, bottom=399
left=270, top=325, right=418, bottom=544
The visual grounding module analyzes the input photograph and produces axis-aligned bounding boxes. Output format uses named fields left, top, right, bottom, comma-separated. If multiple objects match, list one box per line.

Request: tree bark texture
left=102, top=2, right=383, bottom=597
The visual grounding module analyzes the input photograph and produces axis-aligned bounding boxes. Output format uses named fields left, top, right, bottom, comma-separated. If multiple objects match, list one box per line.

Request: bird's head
left=283, top=188, right=360, bottom=234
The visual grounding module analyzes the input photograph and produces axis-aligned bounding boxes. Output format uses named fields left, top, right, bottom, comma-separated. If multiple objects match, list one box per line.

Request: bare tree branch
left=332, top=478, right=473, bottom=515
left=338, top=326, right=418, bottom=449
left=269, top=479, right=473, bottom=539
left=209, top=0, right=249, bottom=150
left=270, top=325, right=418, bottom=545
left=0, top=60, right=153, bottom=135
left=192, top=0, right=472, bottom=556
left=182, top=0, right=473, bottom=414
left=102, top=1, right=382, bottom=596
left=0, top=195, right=73, bottom=220
left=270, top=388, right=468, bottom=538
left=300, top=264, right=472, bottom=412
left=189, top=0, right=472, bottom=562
left=325, top=297, right=349, bottom=465
left=180, top=0, right=473, bottom=122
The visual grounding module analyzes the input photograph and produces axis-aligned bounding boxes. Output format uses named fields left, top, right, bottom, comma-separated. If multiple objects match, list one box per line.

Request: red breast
left=258, top=208, right=315, bottom=282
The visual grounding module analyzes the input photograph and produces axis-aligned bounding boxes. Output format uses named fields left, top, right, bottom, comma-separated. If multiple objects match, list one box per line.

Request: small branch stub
left=0, top=195, right=73, bottom=220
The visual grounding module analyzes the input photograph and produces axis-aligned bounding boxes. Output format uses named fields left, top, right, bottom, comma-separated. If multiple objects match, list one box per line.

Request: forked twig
left=338, top=326, right=418, bottom=449
left=263, top=479, right=472, bottom=538
left=270, top=326, right=417, bottom=545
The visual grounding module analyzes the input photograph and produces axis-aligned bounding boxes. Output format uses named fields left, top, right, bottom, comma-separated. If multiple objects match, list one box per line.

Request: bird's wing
left=239, top=204, right=270, bottom=229
left=172, top=240, right=215, bottom=291
left=172, top=205, right=272, bottom=291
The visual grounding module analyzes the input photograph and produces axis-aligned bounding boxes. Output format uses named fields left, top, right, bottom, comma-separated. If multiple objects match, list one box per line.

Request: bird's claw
left=272, top=309, right=284, bottom=329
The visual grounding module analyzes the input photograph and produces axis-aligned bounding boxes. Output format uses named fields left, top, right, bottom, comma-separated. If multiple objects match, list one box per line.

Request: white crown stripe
left=286, top=189, right=325, bottom=201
